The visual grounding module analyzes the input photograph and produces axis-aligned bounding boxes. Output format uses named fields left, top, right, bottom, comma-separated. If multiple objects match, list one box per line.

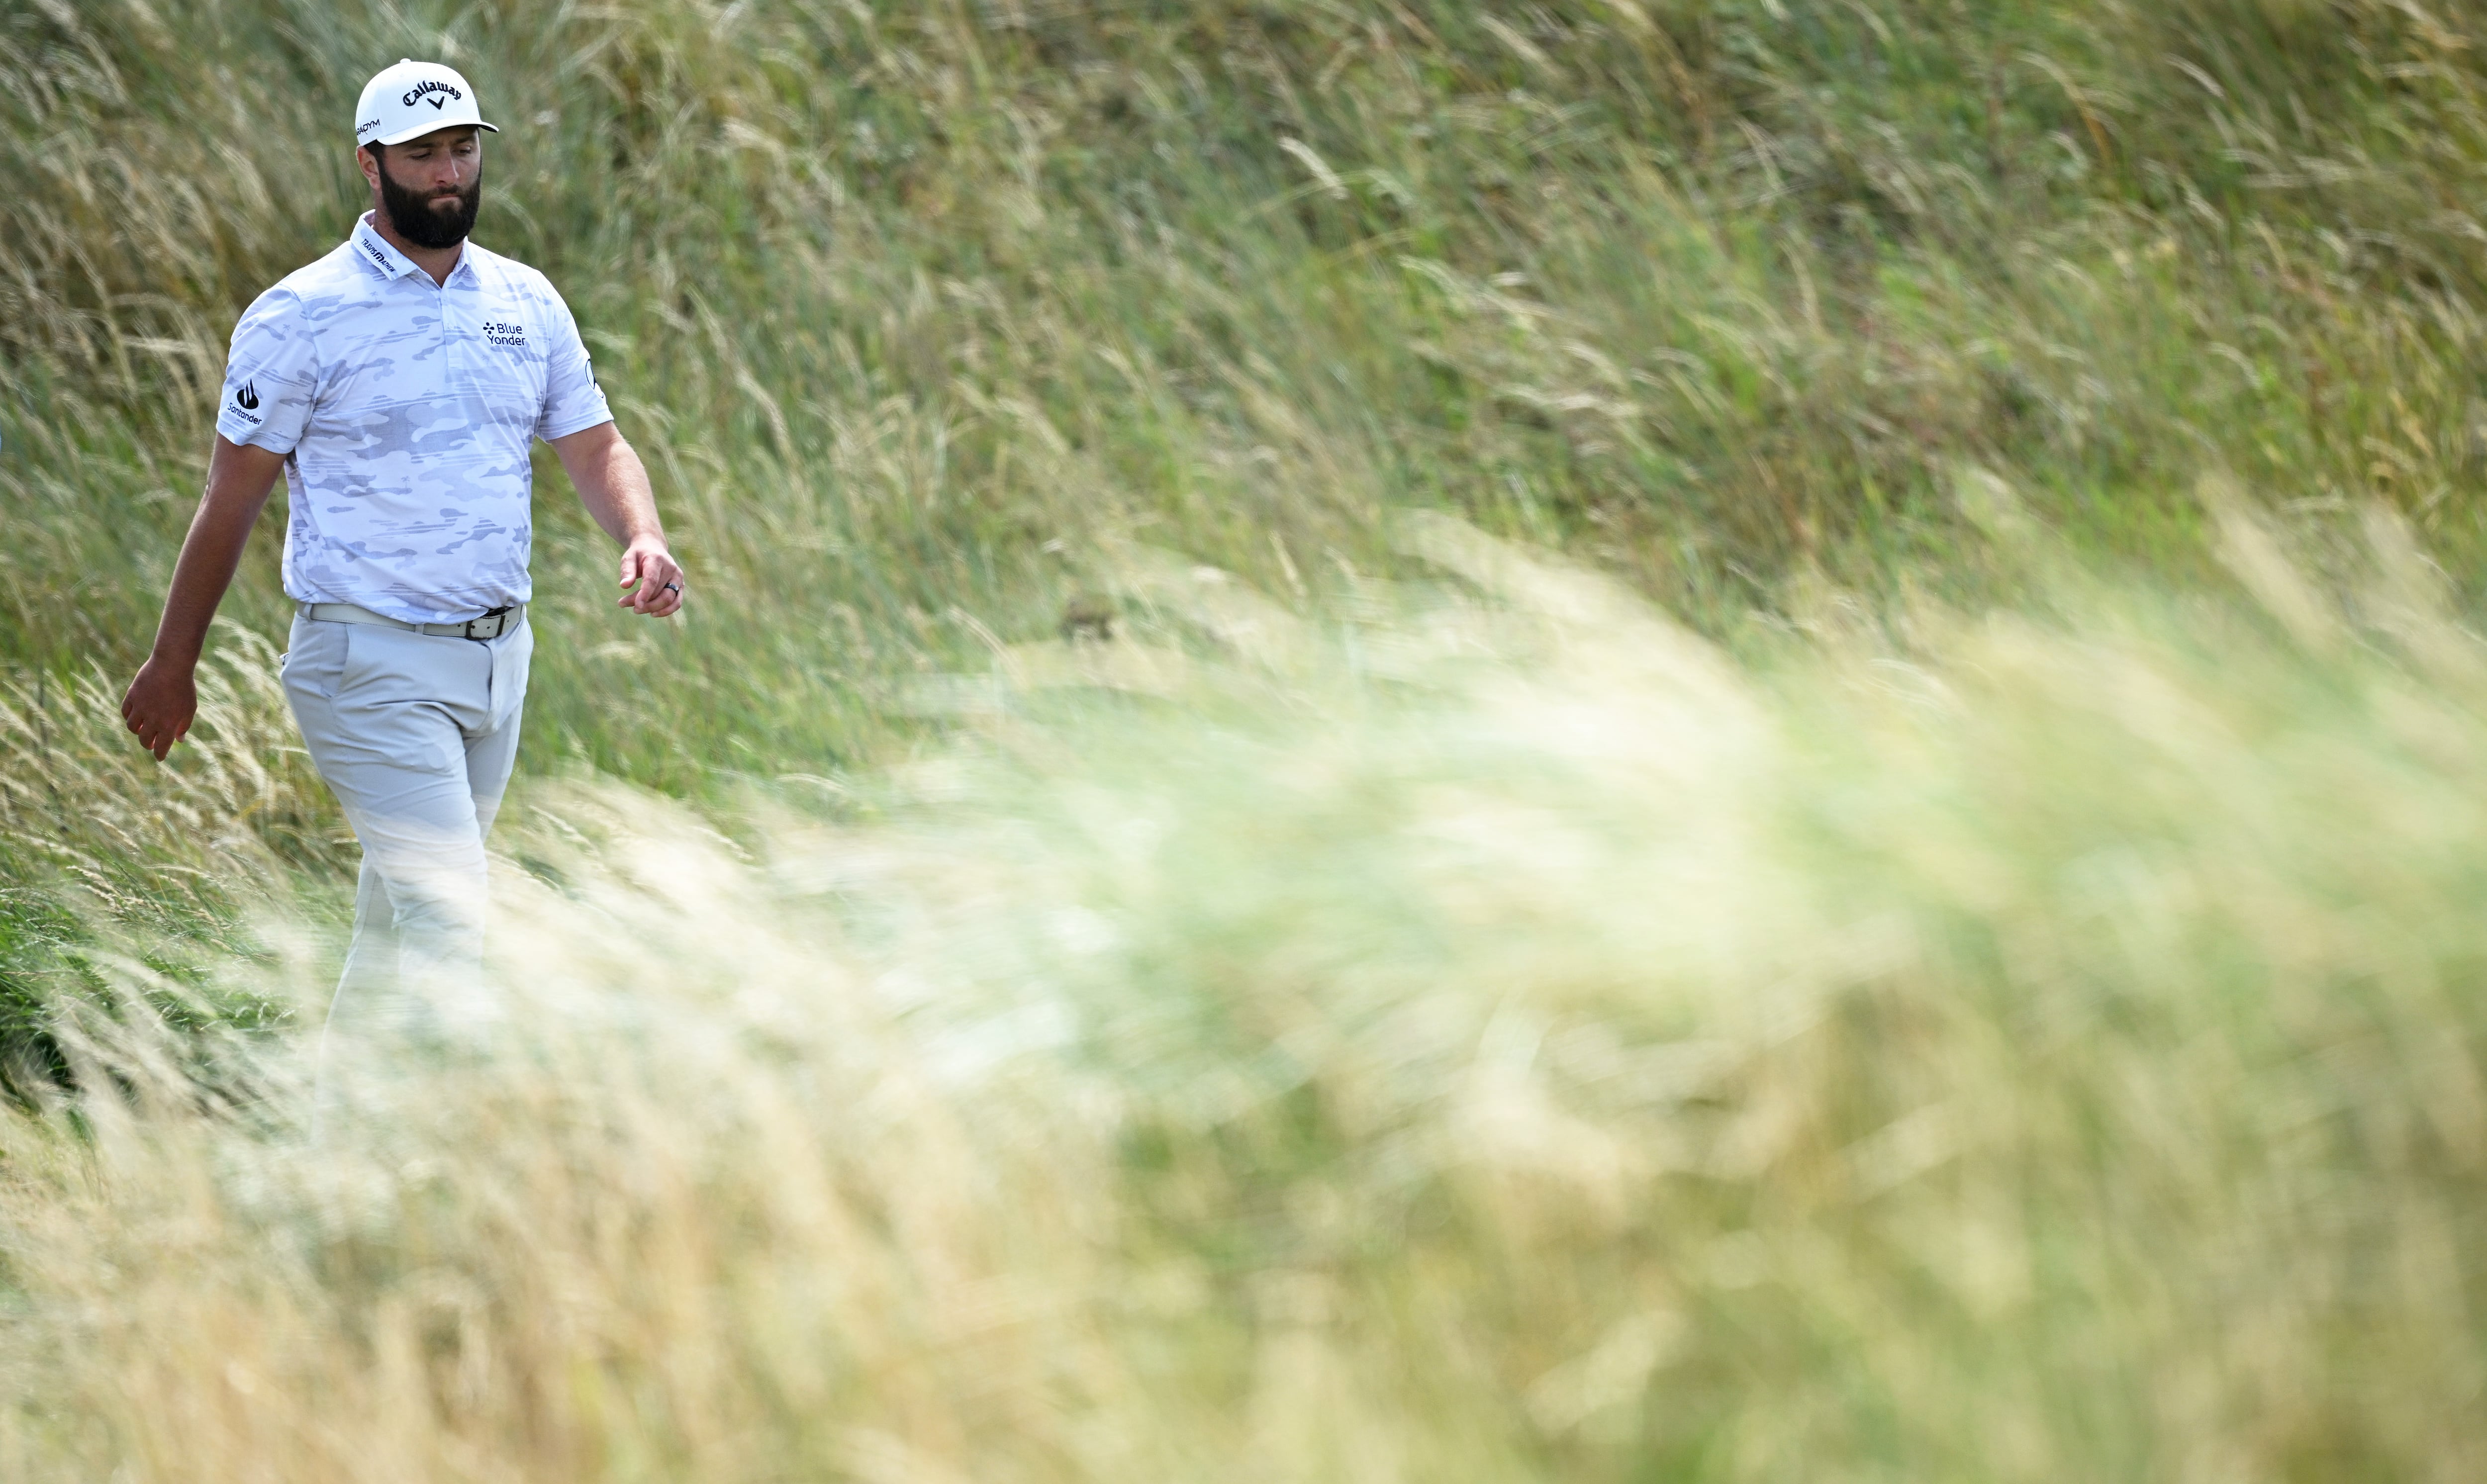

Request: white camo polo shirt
left=216, top=212, right=612, bottom=623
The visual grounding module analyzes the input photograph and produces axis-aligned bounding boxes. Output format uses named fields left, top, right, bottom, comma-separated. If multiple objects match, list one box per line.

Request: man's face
left=362, top=125, right=482, bottom=249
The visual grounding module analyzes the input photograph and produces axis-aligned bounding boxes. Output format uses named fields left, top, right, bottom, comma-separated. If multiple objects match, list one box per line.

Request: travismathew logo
left=402, top=79, right=462, bottom=110
left=360, top=236, right=392, bottom=272
left=482, top=319, right=527, bottom=349
left=229, top=381, right=263, bottom=424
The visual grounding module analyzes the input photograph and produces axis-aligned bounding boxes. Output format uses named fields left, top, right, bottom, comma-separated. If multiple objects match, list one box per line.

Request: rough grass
left=5, top=2, right=2487, bottom=1473
left=7, top=2, right=2487, bottom=877
left=6, top=516, right=2487, bottom=1481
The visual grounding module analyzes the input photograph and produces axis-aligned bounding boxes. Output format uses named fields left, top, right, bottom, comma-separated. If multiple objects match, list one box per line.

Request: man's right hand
left=122, top=654, right=200, bottom=761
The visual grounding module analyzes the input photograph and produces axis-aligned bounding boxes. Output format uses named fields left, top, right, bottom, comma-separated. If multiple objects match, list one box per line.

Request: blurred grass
left=4, top=514, right=2486, bottom=1481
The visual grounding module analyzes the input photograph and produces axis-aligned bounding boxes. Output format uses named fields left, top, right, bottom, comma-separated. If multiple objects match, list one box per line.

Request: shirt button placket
left=438, top=271, right=454, bottom=399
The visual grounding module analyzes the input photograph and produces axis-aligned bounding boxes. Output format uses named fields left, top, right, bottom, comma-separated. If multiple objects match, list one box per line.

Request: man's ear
left=356, top=143, right=383, bottom=194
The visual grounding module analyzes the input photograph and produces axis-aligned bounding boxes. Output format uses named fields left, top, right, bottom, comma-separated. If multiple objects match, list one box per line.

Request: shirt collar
left=350, top=212, right=479, bottom=286
left=351, top=214, right=419, bottom=281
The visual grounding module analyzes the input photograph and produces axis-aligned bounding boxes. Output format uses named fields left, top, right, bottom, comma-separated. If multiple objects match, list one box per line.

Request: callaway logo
left=402, top=79, right=462, bottom=109
left=229, top=381, right=263, bottom=423
left=482, top=319, right=527, bottom=348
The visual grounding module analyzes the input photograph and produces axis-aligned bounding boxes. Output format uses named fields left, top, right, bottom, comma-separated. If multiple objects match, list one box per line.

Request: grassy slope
left=5, top=0, right=2482, bottom=1104
left=4, top=4, right=2487, bottom=1475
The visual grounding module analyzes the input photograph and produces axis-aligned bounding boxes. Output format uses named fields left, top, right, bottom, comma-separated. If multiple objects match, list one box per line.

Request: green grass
left=5, top=2, right=2487, bottom=1474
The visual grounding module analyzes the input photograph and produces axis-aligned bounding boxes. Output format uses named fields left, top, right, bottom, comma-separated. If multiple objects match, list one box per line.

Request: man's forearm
left=548, top=422, right=684, bottom=618
left=152, top=440, right=286, bottom=663
left=566, top=427, right=665, bottom=547
left=123, top=437, right=286, bottom=758
left=153, top=503, right=263, bottom=663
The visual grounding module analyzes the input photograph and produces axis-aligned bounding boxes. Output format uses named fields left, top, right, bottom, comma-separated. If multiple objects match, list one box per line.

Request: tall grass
left=5, top=515, right=2486, bottom=1480
left=8, top=3, right=2487, bottom=995
left=7, top=4, right=2487, bottom=1470
left=10, top=1, right=2487, bottom=668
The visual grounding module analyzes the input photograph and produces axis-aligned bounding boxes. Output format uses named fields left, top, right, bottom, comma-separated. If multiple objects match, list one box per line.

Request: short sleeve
left=216, top=287, right=317, bottom=454
left=533, top=287, right=613, bottom=441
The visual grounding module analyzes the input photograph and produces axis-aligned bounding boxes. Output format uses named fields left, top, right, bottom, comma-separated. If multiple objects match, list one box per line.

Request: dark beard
left=375, top=153, right=481, bottom=249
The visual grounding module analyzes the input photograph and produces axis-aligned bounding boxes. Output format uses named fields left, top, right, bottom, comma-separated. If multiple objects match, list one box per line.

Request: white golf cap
left=354, top=59, right=499, bottom=148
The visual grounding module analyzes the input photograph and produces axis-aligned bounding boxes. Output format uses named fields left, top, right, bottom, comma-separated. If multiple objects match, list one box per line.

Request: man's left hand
left=619, top=540, right=684, bottom=618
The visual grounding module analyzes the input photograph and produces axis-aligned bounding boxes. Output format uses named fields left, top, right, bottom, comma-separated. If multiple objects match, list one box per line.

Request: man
left=119, top=59, right=683, bottom=1049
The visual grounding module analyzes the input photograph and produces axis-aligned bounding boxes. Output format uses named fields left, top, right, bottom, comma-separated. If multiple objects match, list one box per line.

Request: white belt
left=301, top=601, right=525, bottom=641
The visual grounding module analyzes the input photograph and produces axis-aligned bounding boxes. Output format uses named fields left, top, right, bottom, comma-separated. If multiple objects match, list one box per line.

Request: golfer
left=119, top=60, right=683, bottom=1048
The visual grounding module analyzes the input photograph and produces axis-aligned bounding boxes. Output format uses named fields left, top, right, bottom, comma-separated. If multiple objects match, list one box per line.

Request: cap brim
left=371, top=118, right=499, bottom=146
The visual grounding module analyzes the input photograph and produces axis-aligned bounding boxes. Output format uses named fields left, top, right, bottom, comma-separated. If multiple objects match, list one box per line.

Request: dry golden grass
left=4, top=517, right=2484, bottom=1481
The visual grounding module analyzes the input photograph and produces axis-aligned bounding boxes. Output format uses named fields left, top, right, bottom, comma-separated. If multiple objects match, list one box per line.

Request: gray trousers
left=281, top=610, right=532, bottom=1055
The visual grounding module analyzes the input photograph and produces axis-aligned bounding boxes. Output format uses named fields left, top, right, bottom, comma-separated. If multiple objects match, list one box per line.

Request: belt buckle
left=463, top=605, right=513, bottom=642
